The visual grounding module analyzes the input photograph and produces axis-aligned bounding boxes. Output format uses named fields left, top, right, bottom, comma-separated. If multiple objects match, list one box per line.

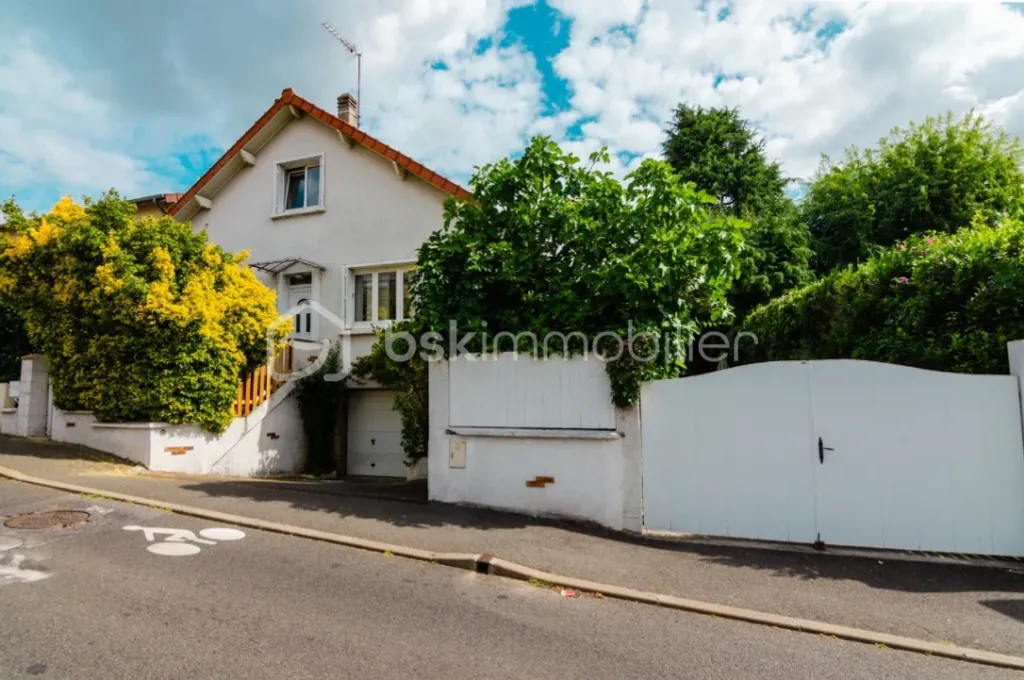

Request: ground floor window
left=351, top=266, right=414, bottom=325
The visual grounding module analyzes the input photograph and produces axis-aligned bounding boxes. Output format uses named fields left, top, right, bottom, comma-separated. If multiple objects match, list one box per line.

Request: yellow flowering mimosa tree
left=0, top=192, right=288, bottom=433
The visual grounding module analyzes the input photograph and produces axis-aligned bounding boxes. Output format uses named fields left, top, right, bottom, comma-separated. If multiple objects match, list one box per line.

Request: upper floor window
left=275, top=155, right=324, bottom=216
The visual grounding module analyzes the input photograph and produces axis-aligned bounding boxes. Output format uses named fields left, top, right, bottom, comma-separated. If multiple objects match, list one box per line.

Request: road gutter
left=2, top=463, right=1023, bottom=672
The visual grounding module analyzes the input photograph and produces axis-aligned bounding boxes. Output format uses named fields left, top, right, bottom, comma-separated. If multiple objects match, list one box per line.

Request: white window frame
left=272, top=153, right=325, bottom=218
left=344, top=262, right=416, bottom=332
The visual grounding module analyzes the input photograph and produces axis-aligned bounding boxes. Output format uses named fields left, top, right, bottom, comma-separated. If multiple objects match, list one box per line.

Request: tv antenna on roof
left=321, top=22, right=362, bottom=128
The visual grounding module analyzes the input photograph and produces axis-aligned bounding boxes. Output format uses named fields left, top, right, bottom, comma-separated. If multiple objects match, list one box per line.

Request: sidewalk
left=2, top=436, right=1023, bottom=658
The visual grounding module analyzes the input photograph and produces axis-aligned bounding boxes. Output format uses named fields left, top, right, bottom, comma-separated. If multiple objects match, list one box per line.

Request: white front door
left=288, top=285, right=312, bottom=341
left=347, top=390, right=405, bottom=477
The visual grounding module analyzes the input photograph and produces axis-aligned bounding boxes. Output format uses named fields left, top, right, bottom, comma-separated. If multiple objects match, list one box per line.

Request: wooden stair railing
left=231, top=344, right=294, bottom=418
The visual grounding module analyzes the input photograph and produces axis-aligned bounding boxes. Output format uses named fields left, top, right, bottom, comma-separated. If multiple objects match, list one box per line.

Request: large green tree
left=662, top=104, right=813, bottom=322
left=363, top=137, right=747, bottom=413
left=0, top=200, right=33, bottom=380
left=803, top=110, right=1024, bottom=273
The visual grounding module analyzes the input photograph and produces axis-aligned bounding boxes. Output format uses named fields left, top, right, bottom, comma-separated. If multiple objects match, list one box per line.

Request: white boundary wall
left=48, top=382, right=304, bottom=477
left=429, top=354, right=643, bottom=532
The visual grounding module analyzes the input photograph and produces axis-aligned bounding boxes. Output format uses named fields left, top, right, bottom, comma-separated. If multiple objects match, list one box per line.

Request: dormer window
left=274, top=154, right=325, bottom=217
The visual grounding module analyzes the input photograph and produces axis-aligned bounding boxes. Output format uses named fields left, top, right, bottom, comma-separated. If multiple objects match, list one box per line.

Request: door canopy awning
left=247, top=257, right=326, bottom=275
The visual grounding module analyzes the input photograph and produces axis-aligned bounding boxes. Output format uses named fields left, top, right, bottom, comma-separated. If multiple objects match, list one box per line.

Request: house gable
left=187, top=109, right=447, bottom=360
left=169, top=88, right=470, bottom=222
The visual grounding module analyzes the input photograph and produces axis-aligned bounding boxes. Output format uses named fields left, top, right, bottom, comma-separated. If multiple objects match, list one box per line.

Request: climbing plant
left=350, top=323, right=428, bottom=463
left=293, top=343, right=345, bottom=474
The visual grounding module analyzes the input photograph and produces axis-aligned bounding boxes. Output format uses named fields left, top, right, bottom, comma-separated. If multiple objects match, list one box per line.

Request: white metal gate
left=641, top=360, right=1024, bottom=556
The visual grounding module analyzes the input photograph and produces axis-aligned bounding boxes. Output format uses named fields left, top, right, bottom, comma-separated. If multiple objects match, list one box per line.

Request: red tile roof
left=168, top=88, right=471, bottom=217
left=129, top=193, right=183, bottom=205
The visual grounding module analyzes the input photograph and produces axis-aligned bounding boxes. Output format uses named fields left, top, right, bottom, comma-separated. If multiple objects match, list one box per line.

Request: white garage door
left=347, top=390, right=405, bottom=477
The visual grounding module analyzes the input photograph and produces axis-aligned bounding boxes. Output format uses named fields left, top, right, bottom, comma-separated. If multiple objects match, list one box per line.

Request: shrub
left=0, top=192, right=287, bottom=432
left=354, top=138, right=747, bottom=461
left=0, top=300, right=31, bottom=381
left=740, top=216, right=1024, bottom=374
left=803, top=111, right=1024, bottom=273
left=413, top=136, right=747, bottom=407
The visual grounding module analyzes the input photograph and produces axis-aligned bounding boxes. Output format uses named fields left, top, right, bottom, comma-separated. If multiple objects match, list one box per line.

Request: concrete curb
left=3, top=464, right=1023, bottom=672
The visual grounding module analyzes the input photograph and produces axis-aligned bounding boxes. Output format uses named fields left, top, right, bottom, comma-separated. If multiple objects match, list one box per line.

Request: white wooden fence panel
left=448, top=353, right=616, bottom=429
left=642, top=362, right=819, bottom=542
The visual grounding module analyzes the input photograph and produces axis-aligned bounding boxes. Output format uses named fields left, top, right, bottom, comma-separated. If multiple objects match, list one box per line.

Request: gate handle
left=818, top=437, right=834, bottom=464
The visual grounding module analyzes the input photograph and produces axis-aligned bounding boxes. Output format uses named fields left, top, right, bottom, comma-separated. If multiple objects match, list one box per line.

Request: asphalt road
left=0, top=479, right=1018, bottom=680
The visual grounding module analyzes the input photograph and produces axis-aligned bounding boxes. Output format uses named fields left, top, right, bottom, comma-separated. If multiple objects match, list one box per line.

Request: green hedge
left=740, top=216, right=1024, bottom=374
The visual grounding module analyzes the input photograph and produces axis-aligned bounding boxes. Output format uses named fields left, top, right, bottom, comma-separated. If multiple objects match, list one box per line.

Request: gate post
left=1006, top=341, right=1024, bottom=441
left=426, top=359, right=451, bottom=502
left=15, top=354, right=50, bottom=437
left=617, top=405, right=643, bottom=534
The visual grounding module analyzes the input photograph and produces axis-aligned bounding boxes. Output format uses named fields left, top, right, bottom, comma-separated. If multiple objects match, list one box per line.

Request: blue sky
left=2, top=0, right=1024, bottom=213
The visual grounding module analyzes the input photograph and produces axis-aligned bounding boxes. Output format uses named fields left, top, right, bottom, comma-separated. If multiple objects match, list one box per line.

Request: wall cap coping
left=92, top=422, right=169, bottom=430
left=445, top=426, right=622, bottom=441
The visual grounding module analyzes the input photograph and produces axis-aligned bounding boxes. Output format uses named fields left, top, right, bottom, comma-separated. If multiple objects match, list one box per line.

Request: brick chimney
left=337, top=93, right=359, bottom=127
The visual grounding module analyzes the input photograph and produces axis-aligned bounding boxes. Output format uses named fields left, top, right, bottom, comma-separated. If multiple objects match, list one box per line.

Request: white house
left=165, top=88, right=470, bottom=478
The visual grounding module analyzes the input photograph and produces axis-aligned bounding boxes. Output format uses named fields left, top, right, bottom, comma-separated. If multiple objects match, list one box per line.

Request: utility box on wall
left=449, top=438, right=466, bottom=468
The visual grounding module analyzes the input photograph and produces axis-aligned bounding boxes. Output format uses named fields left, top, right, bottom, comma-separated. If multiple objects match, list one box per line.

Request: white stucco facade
left=185, top=114, right=449, bottom=367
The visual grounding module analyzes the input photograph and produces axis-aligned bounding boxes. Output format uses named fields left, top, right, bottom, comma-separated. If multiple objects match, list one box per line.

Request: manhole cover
left=3, top=510, right=90, bottom=529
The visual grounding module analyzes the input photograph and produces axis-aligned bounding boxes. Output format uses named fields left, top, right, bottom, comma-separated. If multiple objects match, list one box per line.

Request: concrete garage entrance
left=346, top=390, right=405, bottom=477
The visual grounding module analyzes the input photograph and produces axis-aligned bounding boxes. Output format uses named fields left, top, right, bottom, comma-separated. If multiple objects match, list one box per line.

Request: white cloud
left=0, top=0, right=544, bottom=207
left=0, top=35, right=160, bottom=200
left=316, top=0, right=544, bottom=175
left=550, top=0, right=1024, bottom=182
left=1, top=0, right=1022, bottom=211
left=548, top=0, right=645, bottom=34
